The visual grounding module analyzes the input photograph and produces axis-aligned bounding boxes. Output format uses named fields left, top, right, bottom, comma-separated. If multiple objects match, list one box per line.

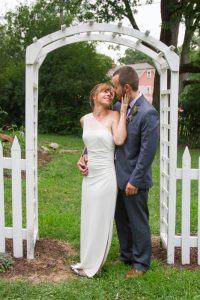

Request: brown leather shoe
left=125, top=268, right=145, bottom=278
left=114, top=258, right=133, bottom=265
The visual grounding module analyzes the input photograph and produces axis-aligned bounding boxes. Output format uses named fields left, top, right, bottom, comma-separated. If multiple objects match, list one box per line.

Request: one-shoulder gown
left=72, top=113, right=117, bottom=278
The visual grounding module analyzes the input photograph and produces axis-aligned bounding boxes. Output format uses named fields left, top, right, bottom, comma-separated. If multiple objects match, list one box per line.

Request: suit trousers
left=115, top=188, right=151, bottom=271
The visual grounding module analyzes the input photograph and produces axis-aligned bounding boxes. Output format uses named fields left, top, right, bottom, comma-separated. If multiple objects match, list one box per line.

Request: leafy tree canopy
left=0, top=0, right=113, bottom=133
left=119, top=48, right=154, bottom=65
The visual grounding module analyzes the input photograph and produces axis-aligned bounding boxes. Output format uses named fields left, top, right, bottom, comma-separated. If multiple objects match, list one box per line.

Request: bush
left=0, top=124, right=25, bottom=157
left=0, top=252, right=13, bottom=272
left=0, top=107, right=8, bottom=128
left=178, top=83, right=200, bottom=148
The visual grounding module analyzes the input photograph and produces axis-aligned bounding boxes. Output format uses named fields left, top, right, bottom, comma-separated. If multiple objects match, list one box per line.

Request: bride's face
left=94, top=89, right=114, bottom=107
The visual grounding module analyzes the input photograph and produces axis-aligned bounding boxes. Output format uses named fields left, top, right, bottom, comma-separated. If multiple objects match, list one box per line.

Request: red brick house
left=109, top=63, right=155, bottom=103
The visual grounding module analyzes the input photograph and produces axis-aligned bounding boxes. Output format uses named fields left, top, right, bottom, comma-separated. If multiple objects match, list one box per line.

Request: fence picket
left=181, top=147, right=191, bottom=264
left=11, top=137, right=23, bottom=257
left=0, top=141, right=5, bottom=253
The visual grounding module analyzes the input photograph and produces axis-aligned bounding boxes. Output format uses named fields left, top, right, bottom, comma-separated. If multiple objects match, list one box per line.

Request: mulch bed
left=0, top=237, right=199, bottom=283
left=0, top=239, right=76, bottom=283
left=38, top=150, right=53, bottom=166
left=151, top=236, right=199, bottom=271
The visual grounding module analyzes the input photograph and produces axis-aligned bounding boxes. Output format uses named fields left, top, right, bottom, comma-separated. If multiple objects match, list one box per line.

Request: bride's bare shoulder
left=110, top=110, right=120, bottom=120
left=80, top=113, right=91, bottom=126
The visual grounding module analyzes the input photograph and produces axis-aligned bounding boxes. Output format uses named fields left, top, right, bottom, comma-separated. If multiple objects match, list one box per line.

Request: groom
left=78, top=65, right=159, bottom=277
left=112, top=66, right=159, bottom=277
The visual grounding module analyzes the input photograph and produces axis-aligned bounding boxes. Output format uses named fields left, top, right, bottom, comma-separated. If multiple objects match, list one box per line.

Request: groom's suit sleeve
left=129, top=109, right=159, bottom=187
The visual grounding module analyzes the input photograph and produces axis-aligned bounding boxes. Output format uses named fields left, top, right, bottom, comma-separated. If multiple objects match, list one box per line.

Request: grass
left=1, top=134, right=200, bottom=299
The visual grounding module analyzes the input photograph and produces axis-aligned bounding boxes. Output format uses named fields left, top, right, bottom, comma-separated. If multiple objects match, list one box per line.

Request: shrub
left=0, top=125, right=25, bottom=158
left=0, top=252, right=14, bottom=272
left=178, top=83, right=200, bottom=148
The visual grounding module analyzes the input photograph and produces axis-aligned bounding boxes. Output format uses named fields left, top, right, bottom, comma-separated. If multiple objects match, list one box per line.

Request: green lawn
left=1, top=134, right=200, bottom=300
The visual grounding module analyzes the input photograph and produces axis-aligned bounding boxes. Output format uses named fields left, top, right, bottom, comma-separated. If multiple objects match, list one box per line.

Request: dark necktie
left=126, top=105, right=131, bottom=118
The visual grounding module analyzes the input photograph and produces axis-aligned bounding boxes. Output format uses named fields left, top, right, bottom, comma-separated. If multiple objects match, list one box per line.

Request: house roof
left=128, top=63, right=155, bottom=70
left=108, top=63, right=155, bottom=78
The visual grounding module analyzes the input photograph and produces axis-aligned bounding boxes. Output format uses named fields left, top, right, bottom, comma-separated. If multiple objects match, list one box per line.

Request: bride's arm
left=77, top=116, right=88, bottom=176
left=112, top=99, right=128, bottom=145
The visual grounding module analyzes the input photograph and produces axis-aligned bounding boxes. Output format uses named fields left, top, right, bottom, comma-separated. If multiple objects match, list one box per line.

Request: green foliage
left=0, top=0, right=112, bottom=133
left=4, top=0, right=78, bottom=57
left=0, top=253, right=13, bottom=273
left=38, top=43, right=112, bottom=134
left=9, top=124, right=25, bottom=153
left=178, top=83, right=200, bottom=148
left=119, top=48, right=154, bottom=65
left=0, top=61, right=25, bottom=128
left=0, top=125, right=25, bottom=157
left=77, top=0, right=128, bottom=22
left=0, top=107, right=8, bottom=127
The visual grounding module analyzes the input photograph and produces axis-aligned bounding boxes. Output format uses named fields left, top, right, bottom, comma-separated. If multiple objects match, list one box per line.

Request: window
left=146, top=86, right=151, bottom=94
left=147, top=70, right=151, bottom=78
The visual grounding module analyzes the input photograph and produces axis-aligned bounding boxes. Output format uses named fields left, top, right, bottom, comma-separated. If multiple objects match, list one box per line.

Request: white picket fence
left=0, top=137, right=27, bottom=258
left=161, top=146, right=200, bottom=265
left=175, top=147, right=200, bottom=264
left=0, top=137, right=200, bottom=264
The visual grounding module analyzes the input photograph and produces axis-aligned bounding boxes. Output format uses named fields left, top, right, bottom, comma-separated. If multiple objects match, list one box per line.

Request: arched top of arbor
left=26, top=22, right=179, bottom=72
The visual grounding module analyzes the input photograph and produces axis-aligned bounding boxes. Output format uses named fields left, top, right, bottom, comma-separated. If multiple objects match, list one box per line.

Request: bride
left=71, top=83, right=128, bottom=278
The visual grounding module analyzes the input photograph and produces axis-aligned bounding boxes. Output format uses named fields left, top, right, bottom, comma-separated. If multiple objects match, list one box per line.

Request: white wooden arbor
left=25, top=22, right=179, bottom=260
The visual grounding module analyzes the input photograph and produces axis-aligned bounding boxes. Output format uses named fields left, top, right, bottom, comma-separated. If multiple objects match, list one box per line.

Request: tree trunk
left=179, top=17, right=195, bottom=93
left=59, top=0, right=65, bottom=26
left=153, top=0, right=180, bottom=112
left=153, top=71, right=160, bottom=111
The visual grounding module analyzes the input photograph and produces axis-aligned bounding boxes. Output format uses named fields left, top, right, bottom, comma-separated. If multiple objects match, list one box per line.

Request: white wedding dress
left=72, top=113, right=117, bottom=278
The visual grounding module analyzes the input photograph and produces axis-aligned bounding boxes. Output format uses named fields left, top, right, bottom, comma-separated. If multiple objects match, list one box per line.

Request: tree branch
left=123, top=0, right=139, bottom=30
left=180, top=63, right=200, bottom=73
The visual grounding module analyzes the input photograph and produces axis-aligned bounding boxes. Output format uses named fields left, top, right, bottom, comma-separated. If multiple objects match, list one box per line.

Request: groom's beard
left=117, top=91, right=125, bottom=102
left=120, top=87, right=127, bottom=101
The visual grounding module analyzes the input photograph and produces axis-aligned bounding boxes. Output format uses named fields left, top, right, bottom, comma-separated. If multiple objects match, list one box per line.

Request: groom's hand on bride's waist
left=77, top=155, right=88, bottom=176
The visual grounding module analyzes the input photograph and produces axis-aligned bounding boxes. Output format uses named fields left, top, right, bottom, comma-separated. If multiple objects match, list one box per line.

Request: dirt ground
left=0, top=237, right=199, bottom=283
left=0, top=239, right=76, bottom=283
left=38, top=150, right=53, bottom=166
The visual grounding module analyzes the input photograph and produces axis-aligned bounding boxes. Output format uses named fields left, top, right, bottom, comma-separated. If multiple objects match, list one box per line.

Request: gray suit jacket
left=114, top=94, right=159, bottom=190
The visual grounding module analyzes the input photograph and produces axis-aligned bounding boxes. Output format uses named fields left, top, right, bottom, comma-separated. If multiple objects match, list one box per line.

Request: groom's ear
left=124, top=84, right=130, bottom=93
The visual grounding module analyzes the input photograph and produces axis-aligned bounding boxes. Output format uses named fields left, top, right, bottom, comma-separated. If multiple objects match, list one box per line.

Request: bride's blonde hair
left=89, top=83, right=114, bottom=110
